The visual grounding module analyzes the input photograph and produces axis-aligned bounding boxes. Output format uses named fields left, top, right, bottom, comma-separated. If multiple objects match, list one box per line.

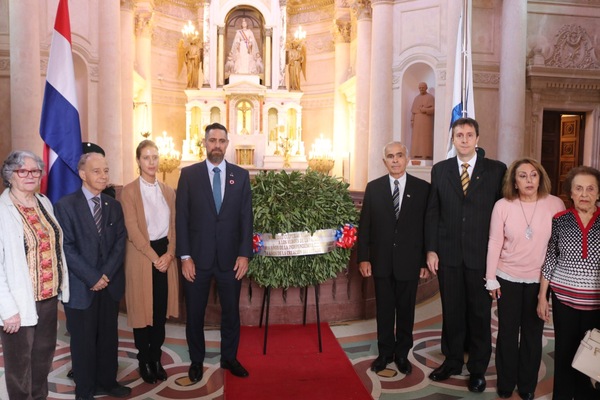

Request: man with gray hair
left=55, top=152, right=129, bottom=400
left=357, top=141, right=430, bottom=376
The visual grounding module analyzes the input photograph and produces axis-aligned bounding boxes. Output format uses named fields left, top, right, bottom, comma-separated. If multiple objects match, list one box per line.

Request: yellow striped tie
left=461, top=163, right=470, bottom=195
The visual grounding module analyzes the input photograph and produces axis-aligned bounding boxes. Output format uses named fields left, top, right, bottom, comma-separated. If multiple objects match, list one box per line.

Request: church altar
left=181, top=74, right=308, bottom=171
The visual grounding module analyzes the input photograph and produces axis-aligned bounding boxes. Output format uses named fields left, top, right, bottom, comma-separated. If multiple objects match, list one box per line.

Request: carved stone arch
left=230, top=94, right=262, bottom=135
left=395, top=56, right=438, bottom=160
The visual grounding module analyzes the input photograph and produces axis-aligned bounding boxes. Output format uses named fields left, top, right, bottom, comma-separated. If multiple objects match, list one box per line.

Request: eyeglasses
left=15, top=169, right=43, bottom=178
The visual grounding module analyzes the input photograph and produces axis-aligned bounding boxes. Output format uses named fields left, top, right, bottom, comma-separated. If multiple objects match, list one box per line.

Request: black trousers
left=65, top=290, right=119, bottom=399
left=133, top=237, right=169, bottom=363
left=184, top=261, right=241, bottom=364
left=551, top=291, right=600, bottom=400
left=495, top=278, right=544, bottom=393
left=373, top=276, right=419, bottom=359
left=437, top=265, right=492, bottom=374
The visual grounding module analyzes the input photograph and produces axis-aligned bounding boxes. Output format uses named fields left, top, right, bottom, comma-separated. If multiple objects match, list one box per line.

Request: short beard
left=207, top=151, right=224, bottom=164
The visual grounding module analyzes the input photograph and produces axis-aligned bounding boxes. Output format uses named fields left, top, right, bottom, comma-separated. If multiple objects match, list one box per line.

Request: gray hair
left=2, top=150, right=45, bottom=187
left=77, top=152, right=104, bottom=170
left=382, top=141, right=409, bottom=159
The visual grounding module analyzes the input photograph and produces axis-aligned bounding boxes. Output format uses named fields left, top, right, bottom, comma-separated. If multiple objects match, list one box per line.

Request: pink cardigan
left=486, top=195, right=565, bottom=283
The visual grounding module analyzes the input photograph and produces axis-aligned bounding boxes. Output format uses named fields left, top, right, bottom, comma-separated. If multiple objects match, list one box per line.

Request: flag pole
left=461, top=0, right=469, bottom=118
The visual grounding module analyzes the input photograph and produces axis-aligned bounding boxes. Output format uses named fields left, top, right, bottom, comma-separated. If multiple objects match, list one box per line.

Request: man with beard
left=176, top=123, right=253, bottom=384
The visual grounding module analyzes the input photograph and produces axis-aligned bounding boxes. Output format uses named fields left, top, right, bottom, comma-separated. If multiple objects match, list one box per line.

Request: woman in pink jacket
left=486, top=158, right=565, bottom=400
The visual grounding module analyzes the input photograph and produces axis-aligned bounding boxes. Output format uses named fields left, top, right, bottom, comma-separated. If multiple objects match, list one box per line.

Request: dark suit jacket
left=176, top=161, right=253, bottom=269
left=54, top=190, right=127, bottom=309
left=425, top=156, right=506, bottom=270
left=357, top=173, right=430, bottom=281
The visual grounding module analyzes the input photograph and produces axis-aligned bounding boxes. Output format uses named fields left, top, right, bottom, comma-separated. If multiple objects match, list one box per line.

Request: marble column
left=265, top=27, right=273, bottom=88
left=134, top=8, right=153, bottom=141
left=278, top=0, right=288, bottom=89
left=217, top=25, right=225, bottom=86
left=497, top=1, right=527, bottom=163
left=202, top=1, right=211, bottom=87
left=98, top=1, right=123, bottom=183
left=350, top=0, right=372, bottom=190
left=333, top=18, right=351, bottom=178
left=368, top=0, right=393, bottom=182
left=9, top=0, right=42, bottom=153
left=121, top=0, right=135, bottom=184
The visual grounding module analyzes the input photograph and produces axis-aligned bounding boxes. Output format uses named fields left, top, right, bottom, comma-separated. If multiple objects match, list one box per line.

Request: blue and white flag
left=40, top=0, right=82, bottom=203
left=447, top=12, right=475, bottom=158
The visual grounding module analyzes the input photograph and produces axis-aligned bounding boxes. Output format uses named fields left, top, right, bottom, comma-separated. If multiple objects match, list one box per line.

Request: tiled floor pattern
left=0, top=294, right=557, bottom=399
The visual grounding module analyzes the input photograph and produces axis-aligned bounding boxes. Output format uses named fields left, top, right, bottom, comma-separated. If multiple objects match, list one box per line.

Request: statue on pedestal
left=287, top=39, right=306, bottom=91
left=178, top=37, right=202, bottom=89
left=410, top=82, right=434, bottom=159
left=228, top=18, right=263, bottom=75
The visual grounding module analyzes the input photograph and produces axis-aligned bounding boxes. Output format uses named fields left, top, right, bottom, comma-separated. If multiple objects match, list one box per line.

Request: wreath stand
left=258, top=284, right=322, bottom=355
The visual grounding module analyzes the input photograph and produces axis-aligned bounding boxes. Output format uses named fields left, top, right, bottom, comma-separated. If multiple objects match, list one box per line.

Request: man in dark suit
left=54, top=153, right=130, bottom=400
left=425, top=117, right=506, bottom=392
left=357, top=141, right=430, bottom=375
left=176, top=122, right=253, bottom=383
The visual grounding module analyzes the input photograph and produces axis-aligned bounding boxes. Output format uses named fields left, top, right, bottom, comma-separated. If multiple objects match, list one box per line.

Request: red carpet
left=224, top=323, right=372, bottom=400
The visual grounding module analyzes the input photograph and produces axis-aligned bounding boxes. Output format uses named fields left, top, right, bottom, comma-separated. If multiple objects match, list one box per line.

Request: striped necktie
left=92, top=196, right=102, bottom=235
left=461, top=163, right=470, bottom=195
left=392, top=180, right=400, bottom=219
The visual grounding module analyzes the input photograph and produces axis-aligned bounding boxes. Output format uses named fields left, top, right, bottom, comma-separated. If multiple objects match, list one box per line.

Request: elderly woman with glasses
left=0, top=150, right=70, bottom=399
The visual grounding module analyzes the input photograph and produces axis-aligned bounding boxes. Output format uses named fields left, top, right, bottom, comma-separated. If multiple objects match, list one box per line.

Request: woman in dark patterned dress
left=538, top=166, right=600, bottom=400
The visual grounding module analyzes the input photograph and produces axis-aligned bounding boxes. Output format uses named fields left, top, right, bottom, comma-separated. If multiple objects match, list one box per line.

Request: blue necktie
left=213, top=167, right=222, bottom=213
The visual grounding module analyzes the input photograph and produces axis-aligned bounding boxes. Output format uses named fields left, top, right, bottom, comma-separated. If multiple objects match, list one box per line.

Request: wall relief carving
left=332, top=19, right=351, bottom=43
left=545, top=24, right=600, bottom=70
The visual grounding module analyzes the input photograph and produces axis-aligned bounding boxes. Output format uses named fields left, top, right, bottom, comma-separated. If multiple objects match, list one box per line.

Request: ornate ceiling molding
left=288, top=0, right=334, bottom=16
left=154, top=0, right=202, bottom=8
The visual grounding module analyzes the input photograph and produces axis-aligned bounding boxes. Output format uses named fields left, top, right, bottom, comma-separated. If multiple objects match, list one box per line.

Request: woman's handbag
left=571, top=328, right=600, bottom=382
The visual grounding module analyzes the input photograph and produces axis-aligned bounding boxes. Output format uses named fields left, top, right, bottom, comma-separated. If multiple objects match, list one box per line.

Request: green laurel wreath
left=248, top=170, right=359, bottom=288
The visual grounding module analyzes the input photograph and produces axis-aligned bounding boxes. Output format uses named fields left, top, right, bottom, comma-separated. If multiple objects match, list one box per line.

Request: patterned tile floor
left=0, top=294, right=558, bottom=399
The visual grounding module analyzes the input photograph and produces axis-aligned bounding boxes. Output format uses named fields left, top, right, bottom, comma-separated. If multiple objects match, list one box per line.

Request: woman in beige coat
left=122, top=140, right=179, bottom=384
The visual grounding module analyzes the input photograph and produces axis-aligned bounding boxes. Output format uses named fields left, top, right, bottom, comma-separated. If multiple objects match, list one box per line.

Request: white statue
left=228, top=18, right=263, bottom=75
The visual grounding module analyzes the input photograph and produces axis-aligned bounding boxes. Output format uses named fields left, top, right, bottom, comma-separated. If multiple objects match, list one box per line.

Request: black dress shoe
left=518, top=392, right=534, bottom=400
left=220, top=359, right=249, bottom=377
left=188, top=362, right=203, bottom=383
left=370, top=355, right=393, bottom=373
left=139, top=361, right=157, bottom=384
left=67, top=369, right=74, bottom=379
left=94, top=384, right=132, bottom=398
left=497, top=389, right=513, bottom=398
left=429, top=364, right=461, bottom=381
left=152, top=361, right=168, bottom=381
left=395, top=357, right=412, bottom=375
left=468, top=373, right=486, bottom=392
